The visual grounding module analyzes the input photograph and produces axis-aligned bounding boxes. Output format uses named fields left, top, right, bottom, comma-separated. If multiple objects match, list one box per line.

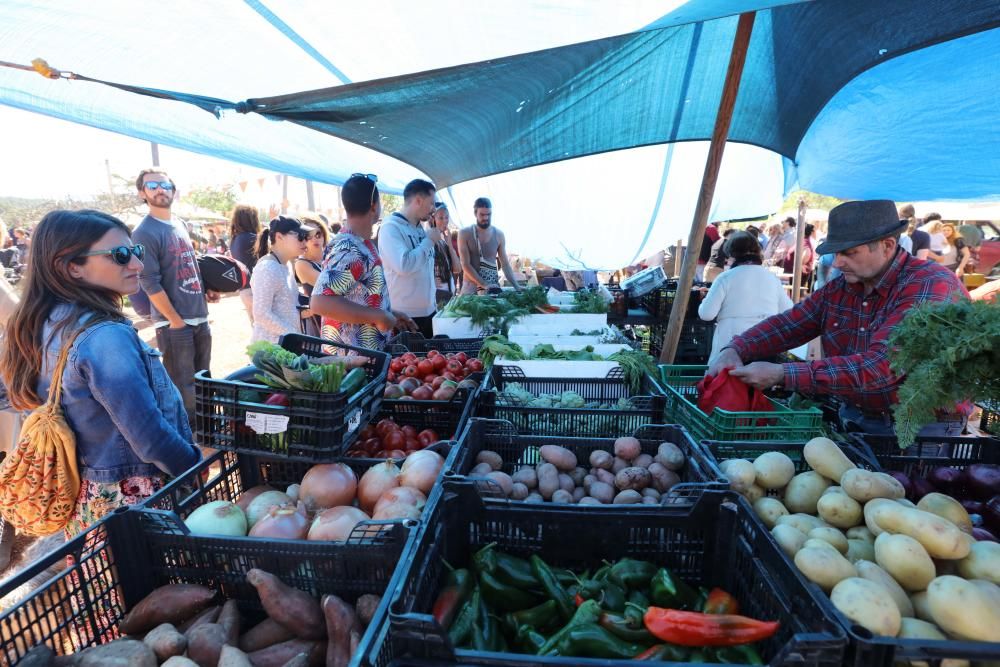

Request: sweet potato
left=322, top=594, right=359, bottom=667
left=247, top=639, right=322, bottom=667
left=218, top=599, right=242, bottom=645
left=187, top=622, right=227, bottom=667
left=246, top=569, right=325, bottom=640
left=143, top=623, right=187, bottom=662
left=239, top=617, right=295, bottom=653
left=355, top=594, right=381, bottom=628
left=280, top=654, right=311, bottom=667
left=161, top=657, right=199, bottom=667
left=18, top=645, right=54, bottom=667
left=179, top=604, right=221, bottom=633
left=119, top=584, right=216, bottom=635
left=217, top=645, right=254, bottom=667
left=78, top=639, right=157, bottom=667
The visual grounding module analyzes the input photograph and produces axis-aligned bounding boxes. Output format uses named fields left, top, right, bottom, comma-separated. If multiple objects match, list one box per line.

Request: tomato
left=455, top=352, right=468, bottom=364
left=401, top=425, right=418, bottom=439
left=417, top=359, right=434, bottom=376
left=375, top=418, right=397, bottom=437
left=433, top=386, right=456, bottom=401
left=417, top=429, right=439, bottom=446
left=432, top=376, right=447, bottom=389
left=404, top=437, right=421, bottom=452
left=402, top=365, right=419, bottom=378
left=362, top=438, right=381, bottom=455
left=399, top=377, right=421, bottom=395
left=446, top=359, right=463, bottom=374
left=442, top=372, right=457, bottom=382
left=401, top=352, right=418, bottom=365
left=432, top=355, right=448, bottom=371
left=384, top=430, right=405, bottom=450
left=423, top=373, right=438, bottom=385
left=389, top=359, right=404, bottom=373
left=427, top=349, right=440, bottom=358
left=411, top=385, right=434, bottom=401
left=359, top=425, right=375, bottom=441
left=466, top=358, right=484, bottom=373
left=387, top=450, right=407, bottom=460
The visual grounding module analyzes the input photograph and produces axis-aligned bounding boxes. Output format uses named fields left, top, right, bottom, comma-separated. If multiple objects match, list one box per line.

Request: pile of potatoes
left=720, top=437, right=1000, bottom=647
left=467, top=436, right=687, bottom=506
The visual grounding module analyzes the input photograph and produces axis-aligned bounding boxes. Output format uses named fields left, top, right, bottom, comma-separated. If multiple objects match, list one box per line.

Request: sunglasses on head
left=351, top=173, right=379, bottom=208
left=80, top=244, right=145, bottom=266
left=143, top=181, right=174, bottom=191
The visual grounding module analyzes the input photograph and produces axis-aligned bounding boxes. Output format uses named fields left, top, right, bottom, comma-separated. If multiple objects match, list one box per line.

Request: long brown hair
left=230, top=205, right=260, bottom=239
left=0, top=210, right=130, bottom=410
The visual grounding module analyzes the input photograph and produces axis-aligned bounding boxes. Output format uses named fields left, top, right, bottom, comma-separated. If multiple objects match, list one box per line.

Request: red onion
left=967, top=465, right=1000, bottom=502
left=972, top=527, right=998, bottom=543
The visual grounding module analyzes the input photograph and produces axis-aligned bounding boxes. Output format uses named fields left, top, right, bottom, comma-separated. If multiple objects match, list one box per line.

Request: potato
left=926, top=576, right=1000, bottom=642
left=572, top=487, right=586, bottom=502
left=874, top=533, right=936, bottom=592
left=841, top=469, right=905, bottom=503
left=162, top=658, right=200, bottom=667
left=615, top=467, right=651, bottom=491
left=803, top=538, right=840, bottom=552
left=593, top=468, right=615, bottom=486
left=720, top=459, right=756, bottom=493
left=743, top=484, right=764, bottom=503
left=917, top=493, right=973, bottom=535
left=896, top=498, right=916, bottom=508
left=143, top=623, right=187, bottom=662
left=613, top=437, right=641, bottom=461
left=808, top=527, right=849, bottom=554
left=557, top=473, right=575, bottom=493
left=641, top=488, right=661, bottom=500
left=589, top=481, right=615, bottom=504
left=803, top=437, right=856, bottom=483
left=863, top=498, right=898, bottom=536
left=830, top=577, right=901, bottom=637
left=777, top=513, right=824, bottom=536
left=80, top=640, right=157, bottom=667
left=536, top=463, right=560, bottom=500
left=846, top=539, right=876, bottom=564
left=540, top=445, right=577, bottom=471
left=785, top=471, right=832, bottom=514
left=633, top=454, right=653, bottom=469
left=957, top=541, right=1000, bottom=584
left=470, top=462, right=494, bottom=476
left=511, top=467, right=537, bottom=490
left=510, top=482, right=530, bottom=500
left=846, top=526, right=876, bottom=543
left=855, top=560, right=914, bottom=617
left=642, top=496, right=659, bottom=505
left=485, top=471, right=513, bottom=497
left=569, top=467, right=587, bottom=486
left=578, top=496, right=602, bottom=506
left=475, top=450, right=503, bottom=471
left=817, top=492, right=862, bottom=529
left=910, top=591, right=933, bottom=622
left=874, top=504, right=971, bottom=560
left=590, top=450, right=613, bottom=470
left=612, top=457, right=630, bottom=474
left=823, top=485, right=846, bottom=496
left=524, top=492, right=544, bottom=503
left=654, top=442, right=685, bottom=471
left=551, top=489, right=574, bottom=504
left=896, top=617, right=947, bottom=641
left=752, top=497, right=789, bottom=529
left=771, top=524, right=808, bottom=558
left=753, top=452, right=795, bottom=489
left=583, top=474, right=595, bottom=492
left=794, top=546, right=858, bottom=591
left=613, top=490, right=642, bottom=504
left=647, top=463, right=680, bottom=494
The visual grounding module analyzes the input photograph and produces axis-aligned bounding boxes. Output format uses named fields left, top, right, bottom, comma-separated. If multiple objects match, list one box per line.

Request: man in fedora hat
left=708, top=200, right=967, bottom=433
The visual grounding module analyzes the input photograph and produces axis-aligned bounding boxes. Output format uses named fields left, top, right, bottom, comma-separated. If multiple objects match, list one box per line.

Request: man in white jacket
left=378, top=179, right=441, bottom=337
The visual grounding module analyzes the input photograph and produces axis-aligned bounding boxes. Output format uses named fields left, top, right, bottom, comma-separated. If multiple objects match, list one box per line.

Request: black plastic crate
left=475, top=365, right=665, bottom=437
left=647, top=319, right=715, bottom=364
left=387, top=331, right=484, bottom=356
left=979, top=399, right=999, bottom=435
left=0, top=505, right=416, bottom=666
left=447, top=417, right=727, bottom=504
left=640, top=280, right=710, bottom=322
left=193, top=333, right=390, bottom=462
left=387, top=483, right=846, bottom=666
left=849, top=432, right=1000, bottom=478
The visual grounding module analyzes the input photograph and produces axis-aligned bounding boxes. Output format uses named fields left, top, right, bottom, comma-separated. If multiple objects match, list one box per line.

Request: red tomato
left=362, top=438, right=381, bottom=455
left=417, top=359, right=434, bottom=376
left=442, top=372, right=457, bottom=382
left=402, top=365, right=419, bottom=378
left=423, top=373, right=438, bottom=385
left=411, top=385, right=434, bottom=401
left=446, top=359, right=463, bottom=374
left=375, top=418, right=397, bottom=437
left=466, top=359, right=484, bottom=373
left=387, top=371, right=398, bottom=383
left=405, top=437, right=421, bottom=452
left=359, top=425, right=375, bottom=441
left=418, top=429, right=439, bottom=446
left=389, top=359, right=404, bottom=373
left=384, top=430, right=405, bottom=450
left=401, top=352, right=418, bottom=365
left=387, top=450, right=407, bottom=460
left=455, top=352, right=468, bottom=364
left=432, top=355, right=448, bottom=371
left=427, top=349, right=440, bottom=358
left=432, top=376, right=447, bottom=389
left=401, top=425, right=418, bottom=439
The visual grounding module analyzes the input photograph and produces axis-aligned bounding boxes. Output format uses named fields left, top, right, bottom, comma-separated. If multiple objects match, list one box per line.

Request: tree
left=184, top=185, right=238, bottom=216
left=379, top=194, right=402, bottom=218
left=782, top=189, right=843, bottom=211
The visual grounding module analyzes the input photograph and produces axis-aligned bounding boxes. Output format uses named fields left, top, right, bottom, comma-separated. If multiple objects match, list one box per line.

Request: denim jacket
left=38, top=304, right=201, bottom=483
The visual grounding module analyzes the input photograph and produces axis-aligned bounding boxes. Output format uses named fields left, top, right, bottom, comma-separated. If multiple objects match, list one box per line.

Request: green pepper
left=448, top=586, right=480, bottom=647
left=472, top=543, right=498, bottom=574
left=553, top=567, right=578, bottom=587
left=530, top=555, right=574, bottom=620
left=479, top=570, right=541, bottom=612
left=598, top=612, right=655, bottom=642
left=714, top=644, right=764, bottom=664
left=477, top=593, right=507, bottom=653
left=432, top=567, right=474, bottom=629
left=516, top=625, right=548, bottom=653
left=576, top=578, right=605, bottom=601
left=625, top=591, right=649, bottom=626
left=504, top=599, right=558, bottom=631
left=634, top=643, right=692, bottom=661
left=494, top=551, right=540, bottom=589
left=650, top=568, right=698, bottom=609
left=554, top=623, right=646, bottom=659
left=538, top=599, right=601, bottom=655
left=599, top=582, right=626, bottom=612
left=592, top=563, right=611, bottom=583
left=608, top=558, right=657, bottom=590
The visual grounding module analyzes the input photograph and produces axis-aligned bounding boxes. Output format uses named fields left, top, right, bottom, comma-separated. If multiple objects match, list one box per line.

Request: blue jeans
left=155, top=322, right=212, bottom=425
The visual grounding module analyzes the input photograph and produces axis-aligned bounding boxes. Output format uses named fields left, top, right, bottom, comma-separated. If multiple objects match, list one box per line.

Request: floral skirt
left=64, top=474, right=167, bottom=539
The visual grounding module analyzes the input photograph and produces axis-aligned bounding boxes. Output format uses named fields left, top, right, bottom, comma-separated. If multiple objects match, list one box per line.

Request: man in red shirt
left=709, top=200, right=967, bottom=432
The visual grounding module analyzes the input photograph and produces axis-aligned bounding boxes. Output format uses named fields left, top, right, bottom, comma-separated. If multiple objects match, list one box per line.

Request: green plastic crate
left=658, top=364, right=824, bottom=442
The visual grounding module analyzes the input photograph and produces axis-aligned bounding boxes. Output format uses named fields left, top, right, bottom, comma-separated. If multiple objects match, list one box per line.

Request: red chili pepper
left=643, top=607, right=779, bottom=647
left=703, top=587, right=740, bottom=615
left=574, top=593, right=585, bottom=607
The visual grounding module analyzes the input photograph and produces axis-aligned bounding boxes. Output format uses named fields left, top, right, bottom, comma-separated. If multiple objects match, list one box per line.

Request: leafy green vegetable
left=889, top=300, right=1000, bottom=448
left=493, top=382, right=639, bottom=435
left=245, top=341, right=348, bottom=393
left=479, top=334, right=526, bottom=367
left=607, top=349, right=658, bottom=394
left=569, top=288, right=609, bottom=314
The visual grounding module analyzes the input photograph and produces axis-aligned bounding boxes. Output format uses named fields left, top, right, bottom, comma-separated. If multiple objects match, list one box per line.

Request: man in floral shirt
left=310, top=174, right=416, bottom=353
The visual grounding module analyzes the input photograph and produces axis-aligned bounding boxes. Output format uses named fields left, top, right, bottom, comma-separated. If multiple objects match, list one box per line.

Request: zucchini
left=339, top=367, right=367, bottom=396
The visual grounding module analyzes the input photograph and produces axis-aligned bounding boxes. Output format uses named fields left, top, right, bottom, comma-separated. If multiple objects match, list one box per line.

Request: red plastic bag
left=696, top=369, right=774, bottom=415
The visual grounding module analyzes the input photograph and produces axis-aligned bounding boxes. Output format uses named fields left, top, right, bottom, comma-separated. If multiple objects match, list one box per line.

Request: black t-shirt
left=699, top=230, right=714, bottom=262
left=708, top=237, right=728, bottom=268
left=909, top=229, right=931, bottom=255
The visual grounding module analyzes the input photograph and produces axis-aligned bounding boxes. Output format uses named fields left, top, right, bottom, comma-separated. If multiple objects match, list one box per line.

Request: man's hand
left=707, top=347, right=743, bottom=376
left=374, top=310, right=397, bottom=333
left=426, top=227, right=443, bottom=244
left=391, top=310, right=419, bottom=333
left=729, top=362, right=785, bottom=391
left=206, top=289, right=221, bottom=303
left=168, top=318, right=187, bottom=329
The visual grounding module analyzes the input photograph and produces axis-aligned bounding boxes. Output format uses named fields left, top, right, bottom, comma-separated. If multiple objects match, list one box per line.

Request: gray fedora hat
left=816, top=200, right=908, bottom=255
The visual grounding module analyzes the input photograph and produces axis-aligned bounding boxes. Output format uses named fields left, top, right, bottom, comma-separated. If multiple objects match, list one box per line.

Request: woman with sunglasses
left=0, top=210, right=201, bottom=536
left=293, top=215, right=330, bottom=336
left=251, top=216, right=313, bottom=344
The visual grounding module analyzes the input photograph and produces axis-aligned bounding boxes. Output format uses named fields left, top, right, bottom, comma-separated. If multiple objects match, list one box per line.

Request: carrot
left=246, top=569, right=325, bottom=640
left=238, top=617, right=294, bottom=653
left=119, top=584, right=216, bottom=635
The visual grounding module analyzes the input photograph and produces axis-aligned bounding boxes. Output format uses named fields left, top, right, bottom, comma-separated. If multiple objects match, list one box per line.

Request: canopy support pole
left=659, top=12, right=756, bottom=363
left=791, top=197, right=807, bottom=302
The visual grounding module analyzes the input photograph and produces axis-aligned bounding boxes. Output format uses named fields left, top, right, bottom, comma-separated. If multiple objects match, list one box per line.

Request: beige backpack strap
left=43, top=327, right=87, bottom=413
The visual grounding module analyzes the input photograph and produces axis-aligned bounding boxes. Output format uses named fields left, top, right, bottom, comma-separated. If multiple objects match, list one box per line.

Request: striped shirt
left=728, top=249, right=967, bottom=412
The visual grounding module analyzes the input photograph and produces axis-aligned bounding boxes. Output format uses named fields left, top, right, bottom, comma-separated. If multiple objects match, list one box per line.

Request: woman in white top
left=698, top=231, right=793, bottom=364
left=250, top=216, right=311, bottom=344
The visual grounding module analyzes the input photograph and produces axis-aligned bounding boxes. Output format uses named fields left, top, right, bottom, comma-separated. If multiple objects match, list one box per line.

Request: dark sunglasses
left=352, top=173, right=379, bottom=208
left=143, top=181, right=174, bottom=191
left=80, top=244, right=145, bottom=265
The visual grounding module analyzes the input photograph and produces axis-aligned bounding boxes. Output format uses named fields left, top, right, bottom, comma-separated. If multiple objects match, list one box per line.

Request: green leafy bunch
left=889, top=300, right=1000, bottom=448
left=569, top=288, right=609, bottom=314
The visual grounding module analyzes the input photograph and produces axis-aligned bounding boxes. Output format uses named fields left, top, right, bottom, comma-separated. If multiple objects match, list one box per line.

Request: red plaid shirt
left=728, top=250, right=967, bottom=412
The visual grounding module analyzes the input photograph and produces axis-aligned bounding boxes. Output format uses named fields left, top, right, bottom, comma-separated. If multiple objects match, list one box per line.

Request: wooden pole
left=659, top=12, right=756, bottom=363
left=791, top=197, right=807, bottom=302
left=306, top=179, right=316, bottom=210
left=673, top=239, right=684, bottom=277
